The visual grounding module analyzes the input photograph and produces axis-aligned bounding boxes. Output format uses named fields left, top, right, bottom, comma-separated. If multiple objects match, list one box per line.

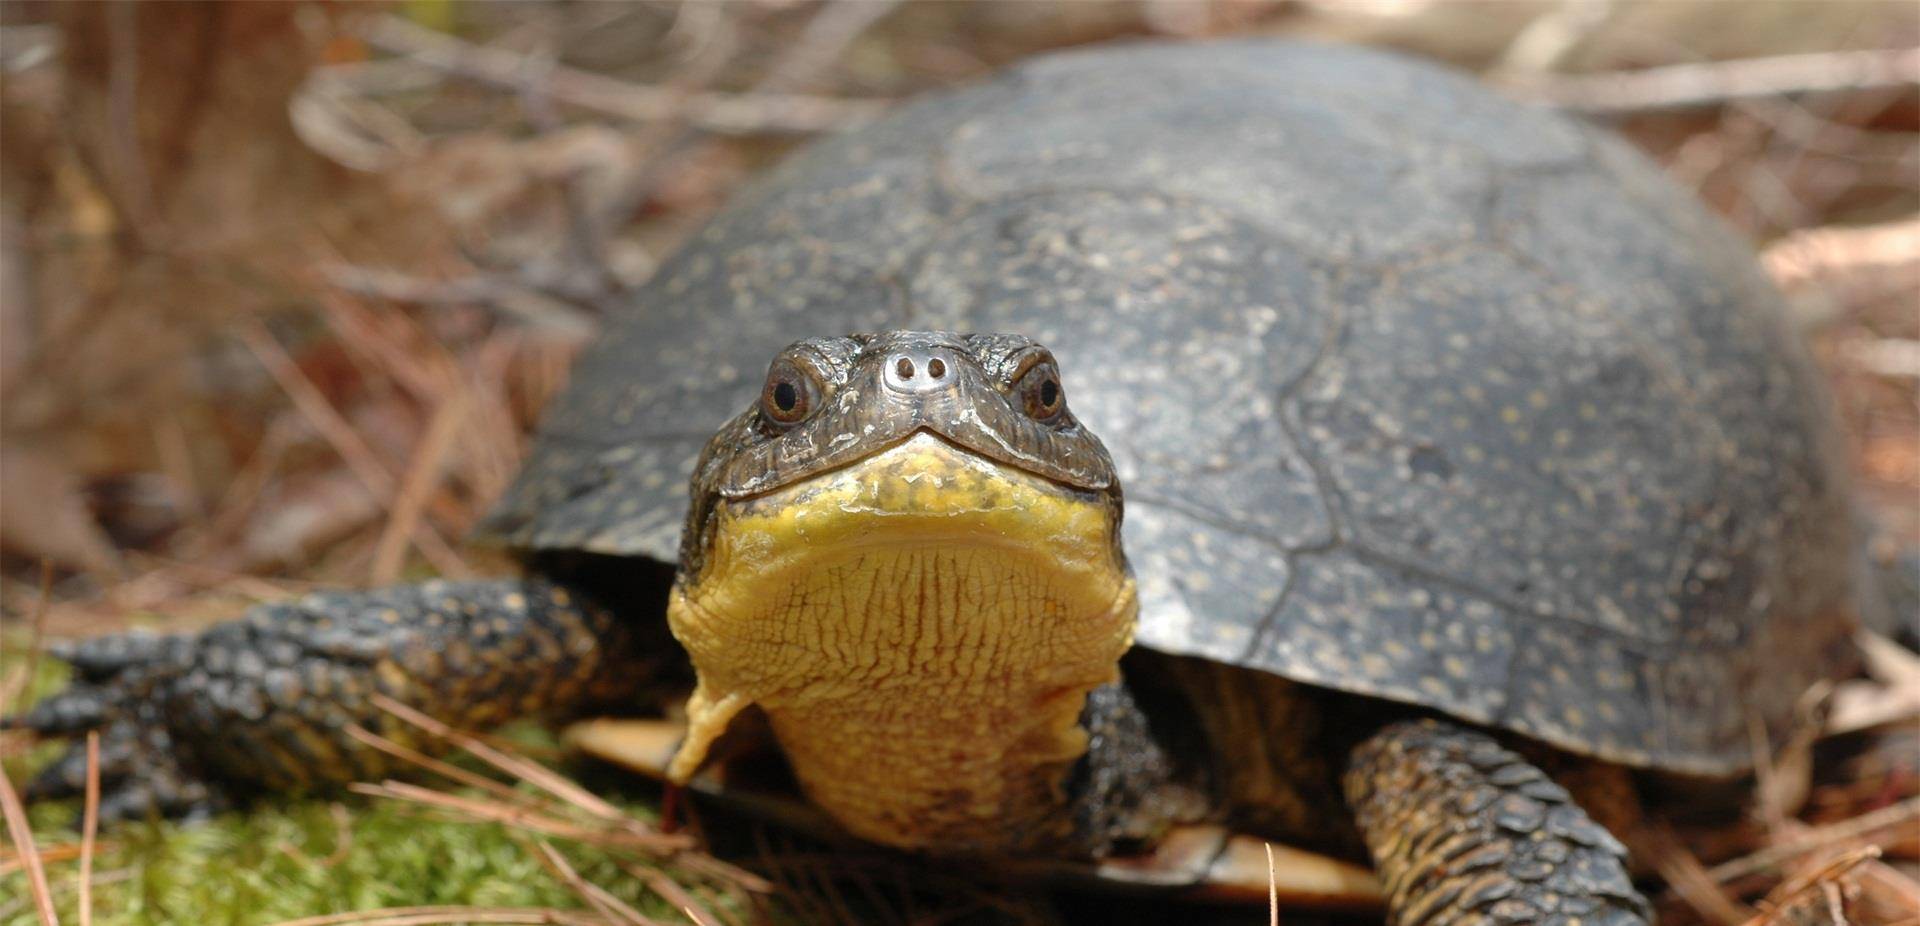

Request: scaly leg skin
left=1343, top=719, right=1652, bottom=926
left=4, top=578, right=649, bottom=822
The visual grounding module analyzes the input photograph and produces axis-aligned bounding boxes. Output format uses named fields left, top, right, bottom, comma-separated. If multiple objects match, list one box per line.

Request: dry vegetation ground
left=0, top=2, right=1916, bottom=924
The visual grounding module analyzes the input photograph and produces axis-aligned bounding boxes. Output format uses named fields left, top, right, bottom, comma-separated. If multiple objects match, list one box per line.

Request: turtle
left=8, top=39, right=1863, bottom=925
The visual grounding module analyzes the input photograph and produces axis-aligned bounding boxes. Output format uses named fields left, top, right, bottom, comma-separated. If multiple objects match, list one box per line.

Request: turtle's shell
left=483, top=41, right=1859, bottom=775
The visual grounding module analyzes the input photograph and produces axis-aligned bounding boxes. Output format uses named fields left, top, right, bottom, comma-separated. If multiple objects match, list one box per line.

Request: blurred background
left=0, top=1, right=1914, bottom=924
left=0, top=0, right=1914, bottom=631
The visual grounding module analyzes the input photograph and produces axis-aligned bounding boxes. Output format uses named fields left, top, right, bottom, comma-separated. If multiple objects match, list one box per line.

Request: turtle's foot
left=4, top=579, right=641, bottom=822
left=7, top=633, right=233, bottom=821
left=1343, top=719, right=1651, bottom=926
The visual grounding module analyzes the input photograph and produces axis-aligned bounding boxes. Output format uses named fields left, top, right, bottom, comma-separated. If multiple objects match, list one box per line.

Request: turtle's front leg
left=1343, top=719, right=1651, bottom=926
left=5, top=579, right=658, bottom=821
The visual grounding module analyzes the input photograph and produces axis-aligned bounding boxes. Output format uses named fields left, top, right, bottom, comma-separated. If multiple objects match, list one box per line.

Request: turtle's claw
left=3, top=683, right=116, bottom=735
left=20, top=712, right=230, bottom=823
left=24, top=736, right=104, bottom=802
left=4, top=628, right=192, bottom=740
left=48, top=630, right=179, bottom=680
left=4, top=628, right=224, bottom=823
left=91, top=761, right=230, bottom=824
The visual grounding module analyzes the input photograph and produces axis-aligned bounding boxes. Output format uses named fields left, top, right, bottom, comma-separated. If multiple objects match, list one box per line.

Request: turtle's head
left=665, top=331, right=1137, bottom=850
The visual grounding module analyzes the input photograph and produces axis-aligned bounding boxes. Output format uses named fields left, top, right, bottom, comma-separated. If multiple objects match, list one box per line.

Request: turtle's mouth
left=665, top=431, right=1136, bottom=851
left=720, top=428, right=1118, bottom=541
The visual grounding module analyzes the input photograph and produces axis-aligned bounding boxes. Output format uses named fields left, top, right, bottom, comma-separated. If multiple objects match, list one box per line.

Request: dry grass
left=1, top=2, right=1915, bottom=925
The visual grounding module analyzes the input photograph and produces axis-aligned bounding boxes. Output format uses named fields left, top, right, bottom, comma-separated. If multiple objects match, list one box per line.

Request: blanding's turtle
left=11, top=40, right=1863, bottom=925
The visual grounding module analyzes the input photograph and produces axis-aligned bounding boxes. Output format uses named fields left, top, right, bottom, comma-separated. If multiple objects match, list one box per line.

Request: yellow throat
left=666, top=432, right=1137, bottom=852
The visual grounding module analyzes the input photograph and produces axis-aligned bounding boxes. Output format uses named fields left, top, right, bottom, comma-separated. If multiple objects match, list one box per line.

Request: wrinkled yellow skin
left=667, top=432, right=1136, bottom=851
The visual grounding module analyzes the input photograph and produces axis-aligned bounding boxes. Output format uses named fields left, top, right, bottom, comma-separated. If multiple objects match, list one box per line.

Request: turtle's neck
left=669, top=538, right=1138, bottom=851
left=663, top=434, right=1137, bottom=852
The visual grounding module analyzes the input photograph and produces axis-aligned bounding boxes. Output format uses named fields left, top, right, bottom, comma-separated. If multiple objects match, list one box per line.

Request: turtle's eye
left=760, top=358, right=820, bottom=425
left=1015, top=358, right=1066, bottom=423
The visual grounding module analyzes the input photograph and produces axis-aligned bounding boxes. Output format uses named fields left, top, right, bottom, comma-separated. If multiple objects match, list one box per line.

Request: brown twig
left=672, top=852, right=774, bottom=898
left=237, top=318, right=398, bottom=498
left=184, top=419, right=297, bottom=562
left=463, top=335, right=537, bottom=505
left=1266, top=842, right=1278, bottom=926
left=362, top=16, right=886, bottom=135
left=352, top=702, right=772, bottom=907
left=1743, top=847, right=1878, bottom=925
left=0, top=752, right=59, bottom=926
left=78, top=730, right=99, bottom=926
left=369, top=695, right=630, bottom=824
left=270, top=906, right=610, bottom=926
left=315, top=292, right=460, bottom=405
left=1647, top=823, right=1757, bottom=926
left=0, top=274, right=124, bottom=422
left=344, top=723, right=544, bottom=812
left=289, top=63, right=428, bottom=172
left=1764, top=217, right=1920, bottom=290
left=236, top=319, right=471, bottom=579
left=1859, top=859, right=1920, bottom=915
left=1751, top=697, right=1822, bottom=831
left=512, top=64, right=624, bottom=304
left=321, top=266, right=598, bottom=338
left=349, top=780, right=683, bottom=852
left=531, top=840, right=663, bottom=926
left=111, top=554, right=313, bottom=605
left=153, top=408, right=209, bottom=531
left=370, top=394, right=467, bottom=585
left=103, top=0, right=160, bottom=244
left=755, top=0, right=903, bottom=94
left=314, top=292, right=538, bottom=526
left=1516, top=47, right=1920, bottom=114
left=0, top=842, right=117, bottom=875
left=591, top=0, right=903, bottom=274
left=1708, top=797, right=1920, bottom=885
left=623, top=862, right=727, bottom=926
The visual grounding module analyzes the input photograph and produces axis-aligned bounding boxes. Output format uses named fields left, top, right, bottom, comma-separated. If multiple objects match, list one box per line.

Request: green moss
left=3, top=734, right=754, bottom=925
left=0, top=636, right=739, bottom=926
left=6, top=794, right=718, bottom=926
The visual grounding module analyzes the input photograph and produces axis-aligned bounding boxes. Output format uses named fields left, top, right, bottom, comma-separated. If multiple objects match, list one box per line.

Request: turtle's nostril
left=883, top=349, right=955, bottom=395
